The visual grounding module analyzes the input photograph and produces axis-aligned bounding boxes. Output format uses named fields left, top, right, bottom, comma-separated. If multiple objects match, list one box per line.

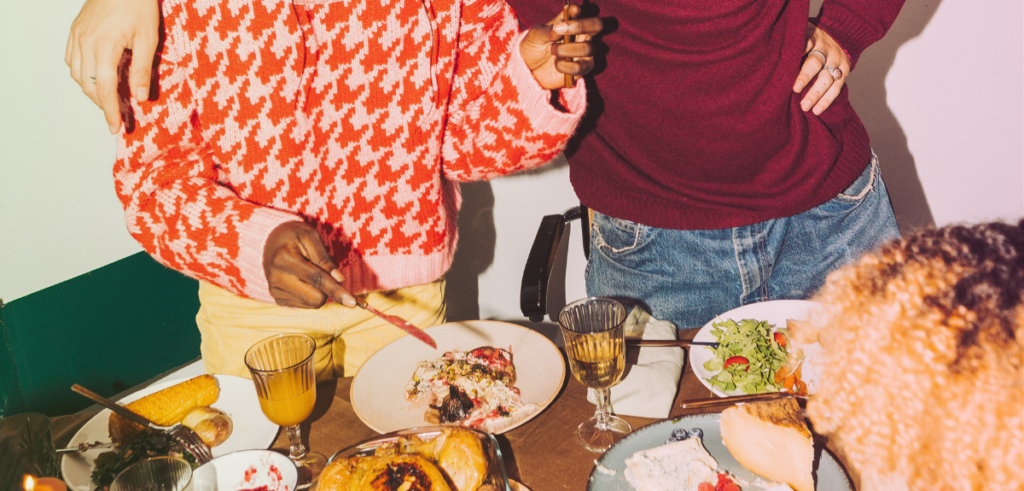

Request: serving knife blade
left=358, top=300, right=437, bottom=349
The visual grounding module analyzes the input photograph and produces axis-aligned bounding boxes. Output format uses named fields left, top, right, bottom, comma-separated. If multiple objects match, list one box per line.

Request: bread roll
left=181, top=406, right=233, bottom=447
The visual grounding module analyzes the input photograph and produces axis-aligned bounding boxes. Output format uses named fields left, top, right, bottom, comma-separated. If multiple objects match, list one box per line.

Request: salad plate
left=587, top=413, right=852, bottom=491
left=61, top=374, right=278, bottom=491
left=689, top=300, right=822, bottom=397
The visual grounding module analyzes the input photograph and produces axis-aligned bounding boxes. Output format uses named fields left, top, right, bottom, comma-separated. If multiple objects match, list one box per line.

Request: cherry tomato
left=773, top=331, right=788, bottom=348
left=724, top=356, right=749, bottom=370
left=698, top=483, right=715, bottom=491
left=715, top=474, right=741, bottom=491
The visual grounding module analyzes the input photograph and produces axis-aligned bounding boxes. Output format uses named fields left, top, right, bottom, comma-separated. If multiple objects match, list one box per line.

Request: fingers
left=268, top=249, right=355, bottom=309
left=264, top=222, right=357, bottom=309
left=792, top=48, right=825, bottom=95
left=552, top=15, right=603, bottom=40
left=554, top=57, right=595, bottom=78
left=810, top=72, right=844, bottom=115
left=95, top=45, right=123, bottom=134
left=269, top=275, right=329, bottom=309
left=551, top=40, right=595, bottom=59
left=65, top=32, right=74, bottom=69
left=128, top=29, right=158, bottom=102
left=794, top=25, right=850, bottom=115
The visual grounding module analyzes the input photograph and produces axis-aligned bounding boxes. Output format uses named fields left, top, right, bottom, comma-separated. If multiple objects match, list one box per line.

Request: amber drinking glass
left=558, top=297, right=631, bottom=452
left=245, top=334, right=325, bottom=488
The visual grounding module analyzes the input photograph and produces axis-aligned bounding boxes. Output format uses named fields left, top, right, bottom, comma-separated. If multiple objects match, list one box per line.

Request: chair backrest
left=0, top=252, right=201, bottom=417
left=520, top=205, right=589, bottom=322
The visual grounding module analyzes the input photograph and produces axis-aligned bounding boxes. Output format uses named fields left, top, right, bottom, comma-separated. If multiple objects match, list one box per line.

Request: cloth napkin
left=586, top=306, right=684, bottom=418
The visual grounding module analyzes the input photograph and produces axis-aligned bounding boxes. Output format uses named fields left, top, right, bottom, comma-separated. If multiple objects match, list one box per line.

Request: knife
left=626, top=339, right=719, bottom=348
left=358, top=299, right=437, bottom=349
left=56, top=441, right=117, bottom=453
left=679, top=391, right=805, bottom=410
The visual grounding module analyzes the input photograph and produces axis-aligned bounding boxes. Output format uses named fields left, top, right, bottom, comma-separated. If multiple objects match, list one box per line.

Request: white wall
left=0, top=0, right=143, bottom=303
left=1, top=0, right=1021, bottom=321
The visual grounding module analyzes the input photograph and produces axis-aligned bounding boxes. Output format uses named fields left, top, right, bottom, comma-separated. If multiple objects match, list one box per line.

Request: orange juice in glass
left=245, top=334, right=326, bottom=488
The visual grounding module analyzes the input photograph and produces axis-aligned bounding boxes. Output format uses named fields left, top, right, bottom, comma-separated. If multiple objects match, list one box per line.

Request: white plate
left=588, top=413, right=852, bottom=490
left=689, top=300, right=822, bottom=397
left=61, top=374, right=279, bottom=491
left=350, top=320, right=565, bottom=434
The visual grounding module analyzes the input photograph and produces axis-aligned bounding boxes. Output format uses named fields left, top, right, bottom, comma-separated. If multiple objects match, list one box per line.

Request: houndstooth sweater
left=114, top=0, right=585, bottom=303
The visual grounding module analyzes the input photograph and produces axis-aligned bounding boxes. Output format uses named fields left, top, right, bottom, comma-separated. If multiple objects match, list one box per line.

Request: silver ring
left=808, top=50, right=826, bottom=65
left=823, top=65, right=843, bottom=80
left=89, top=76, right=97, bottom=84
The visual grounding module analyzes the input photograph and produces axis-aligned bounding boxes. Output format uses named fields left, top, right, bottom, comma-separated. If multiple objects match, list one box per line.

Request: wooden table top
left=52, top=348, right=855, bottom=491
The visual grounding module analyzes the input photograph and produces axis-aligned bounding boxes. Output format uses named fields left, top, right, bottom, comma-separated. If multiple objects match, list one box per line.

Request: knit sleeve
left=113, top=5, right=299, bottom=304
left=440, top=0, right=587, bottom=182
left=814, top=0, right=906, bottom=69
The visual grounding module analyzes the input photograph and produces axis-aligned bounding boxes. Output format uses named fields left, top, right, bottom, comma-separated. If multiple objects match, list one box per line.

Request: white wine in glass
left=245, top=334, right=326, bottom=488
left=559, top=297, right=631, bottom=452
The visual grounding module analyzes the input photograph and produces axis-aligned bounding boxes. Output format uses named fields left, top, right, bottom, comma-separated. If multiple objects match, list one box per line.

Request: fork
left=71, top=384, right=214, bottom=465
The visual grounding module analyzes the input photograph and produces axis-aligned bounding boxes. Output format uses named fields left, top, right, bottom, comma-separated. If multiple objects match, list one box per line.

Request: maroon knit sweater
left=510, top=0, right=905, bottom=229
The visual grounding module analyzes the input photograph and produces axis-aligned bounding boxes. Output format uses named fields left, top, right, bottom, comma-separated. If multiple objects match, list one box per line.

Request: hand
left=792, top=24, right=850, bottom=115
left=520, top=5, right=603, bottom=90
left=263, top=221, right=357, bottom=309
left=65, top=0, right=160, bottom=134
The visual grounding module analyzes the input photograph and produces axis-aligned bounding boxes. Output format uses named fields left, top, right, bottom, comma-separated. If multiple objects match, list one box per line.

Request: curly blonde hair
left=792, top=220, right=1023, bottom=491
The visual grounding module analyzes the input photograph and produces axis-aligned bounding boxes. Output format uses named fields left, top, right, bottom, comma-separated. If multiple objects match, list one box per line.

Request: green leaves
left=702, top=319, right=790, bottom=394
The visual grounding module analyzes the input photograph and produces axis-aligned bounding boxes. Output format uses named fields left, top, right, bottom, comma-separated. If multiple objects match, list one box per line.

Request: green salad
left=702, top=318, right=790, bottom=394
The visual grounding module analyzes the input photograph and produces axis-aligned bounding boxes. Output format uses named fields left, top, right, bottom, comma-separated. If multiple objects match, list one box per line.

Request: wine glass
left=558, top=297, right=631, bottom=452
left=244, top=334, right=326, bottom=488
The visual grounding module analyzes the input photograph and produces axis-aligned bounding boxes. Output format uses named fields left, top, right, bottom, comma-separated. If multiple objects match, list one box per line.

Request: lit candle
left=23, top=475, right=68, bottom=491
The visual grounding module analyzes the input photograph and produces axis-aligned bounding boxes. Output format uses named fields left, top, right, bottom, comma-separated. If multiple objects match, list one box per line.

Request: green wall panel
left=1, top=252, right=202, bottom=417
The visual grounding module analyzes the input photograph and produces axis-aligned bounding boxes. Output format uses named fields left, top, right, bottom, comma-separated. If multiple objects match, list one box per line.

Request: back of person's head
left=793, top=219, right=1023, bottom=490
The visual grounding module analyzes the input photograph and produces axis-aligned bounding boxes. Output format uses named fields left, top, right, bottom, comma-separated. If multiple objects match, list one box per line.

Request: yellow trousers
left=195, top=279, right=446, bottom=381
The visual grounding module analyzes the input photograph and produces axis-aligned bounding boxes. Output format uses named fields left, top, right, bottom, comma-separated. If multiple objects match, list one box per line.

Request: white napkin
left=586, top=306, right=684, bottom=418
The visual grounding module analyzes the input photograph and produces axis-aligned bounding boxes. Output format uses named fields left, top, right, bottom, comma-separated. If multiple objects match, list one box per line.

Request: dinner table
left=50, top=331, right=857, bottom=491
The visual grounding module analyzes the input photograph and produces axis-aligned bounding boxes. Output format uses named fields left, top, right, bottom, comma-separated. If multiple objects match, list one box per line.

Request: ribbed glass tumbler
left=245, top=334, right=326, bottom=489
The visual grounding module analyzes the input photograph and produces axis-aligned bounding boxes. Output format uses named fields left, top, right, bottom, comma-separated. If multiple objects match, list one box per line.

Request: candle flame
left=24, top=475, right=36, bottom=491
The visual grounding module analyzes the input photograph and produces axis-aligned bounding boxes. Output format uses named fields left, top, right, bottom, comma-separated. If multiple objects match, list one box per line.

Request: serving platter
left=689, top=300, right=822, bottom=397
left=587, top=413, right=852, bottom=491
left=350, top=320, right=564, bottom=434
left=61, top=374, right=278, bottom=491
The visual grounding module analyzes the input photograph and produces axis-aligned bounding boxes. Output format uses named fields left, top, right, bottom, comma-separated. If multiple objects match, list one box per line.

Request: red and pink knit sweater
left=114, top=0, right=585, bottom=303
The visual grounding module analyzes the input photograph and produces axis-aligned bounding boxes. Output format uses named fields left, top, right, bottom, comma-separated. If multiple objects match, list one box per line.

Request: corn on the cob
left=108, top=374, right=220, bottom=444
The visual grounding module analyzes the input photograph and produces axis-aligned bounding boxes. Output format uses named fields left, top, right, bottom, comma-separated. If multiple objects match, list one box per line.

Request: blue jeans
left=585, top=154, right=900, bottom=330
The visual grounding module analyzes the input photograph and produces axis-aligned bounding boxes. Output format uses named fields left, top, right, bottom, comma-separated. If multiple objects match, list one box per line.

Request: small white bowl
left=189, top=450, right=297, bottom=491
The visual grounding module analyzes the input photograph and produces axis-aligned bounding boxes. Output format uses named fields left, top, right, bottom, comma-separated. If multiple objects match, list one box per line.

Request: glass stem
left=593, top=387, right=612, bottom=429
left=285, top=425, right=308, bottom=461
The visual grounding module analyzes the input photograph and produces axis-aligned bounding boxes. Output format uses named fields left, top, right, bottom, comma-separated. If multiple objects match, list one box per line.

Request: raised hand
left=65, top=0, right=159, bottom=134
left=520, top=5, right=603, bottom=90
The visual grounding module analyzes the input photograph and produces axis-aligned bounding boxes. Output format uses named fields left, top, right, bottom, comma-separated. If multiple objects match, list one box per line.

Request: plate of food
left=588, top=398, right=852, bottom=491
left=689, top=300, right=821, bottom=397
left=322, top=426, right=511, bottom=491
left=350, top=320, right=564, bottom=435
left=61, top=374, right=279, bottom=491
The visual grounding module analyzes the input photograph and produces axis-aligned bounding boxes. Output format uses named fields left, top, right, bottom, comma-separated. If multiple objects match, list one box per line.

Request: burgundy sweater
left=510, top=0, right=905, bottom=229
